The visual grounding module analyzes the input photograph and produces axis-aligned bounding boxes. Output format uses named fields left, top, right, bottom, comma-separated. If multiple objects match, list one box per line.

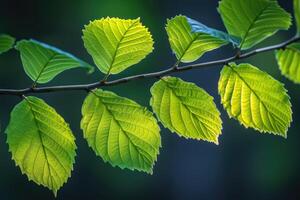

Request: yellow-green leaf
left=82, top=17, right=154, bottom=75
left=276, top=43, right=300, bottom=83
left=81, top=89, right=161, bottom=173
left=218, top=63, right=292, bottom=137
left=16, top=39, right=94, bottom=84
left=0, top=34, right=15, bottom=54
left=150, top=76, right=222, bottom=144
left=218, top=0, right=291, bottom=50
left=166, top=15, right=238, bottom=63
left=6, top=96, right=76, bottom=196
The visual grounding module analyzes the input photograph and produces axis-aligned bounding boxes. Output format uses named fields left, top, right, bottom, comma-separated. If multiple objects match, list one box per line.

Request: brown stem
left=0, top=36, right=299, bottom=96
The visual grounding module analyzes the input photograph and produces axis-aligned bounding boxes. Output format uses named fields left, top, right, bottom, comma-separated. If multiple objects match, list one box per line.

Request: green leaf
left=295, top=0, right=300, bottom=35
left=6, top=96, right=76, bottom=196
left=218, top=0, right=292, bottom=50
left=16, top=39, right=94, bottom=84
left=166, top=15, right=238, bottom=63
left=82, top=17, right=154, bottom=75
left=218, top=63, right=292, bottom=137
left=0, top=34, right=15, bottom=54
left=150, top=76, right=222, bottom=144
left=81, top=89, right=161, bottom=173
left=276, top=43, right=300, bottom=83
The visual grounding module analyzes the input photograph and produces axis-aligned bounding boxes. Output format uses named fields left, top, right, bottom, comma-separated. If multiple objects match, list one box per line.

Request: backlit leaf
left=166, top=15, right=238, bottom=63
left=82, top=17, right=153, bottom=75
left=276, top=43, right=300, bottom=83
left=0, top=34, right=15, bottom=54
left=81, top=89, right=161, bottom=173
left=16, top=39, right=93, bottom=84
left=218, top=63, right=292, bottom=137
left=150, top=76, right=222, bottom=144
left=6, top=96, right=76, bottom=195
left=218, top=0, right=291, bottom=49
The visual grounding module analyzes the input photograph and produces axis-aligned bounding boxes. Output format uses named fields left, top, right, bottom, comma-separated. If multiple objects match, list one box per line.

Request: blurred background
left=0, top=0, right=299, bottom=199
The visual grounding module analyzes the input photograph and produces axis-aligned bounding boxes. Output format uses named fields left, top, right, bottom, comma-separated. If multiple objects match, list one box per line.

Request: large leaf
left=81, top=89, right=161, bottom=173
left=82, top=17, right=153, bottom=75
left=218, top=0, right=291, bottom=50
left=295, top=0, right=300, bottom=35
left=166, top=15, right=238, bottom=63
left=218, top=63, right=292, bottom=137
left=150, top=76, right=222, bottom=144
left=0, top=34, right=15, bottom=54
left=6, top=96, right=76, bottom=195
left=276, top=43, right=300, bottom=83
left=16, top=39, right=93, bottom=84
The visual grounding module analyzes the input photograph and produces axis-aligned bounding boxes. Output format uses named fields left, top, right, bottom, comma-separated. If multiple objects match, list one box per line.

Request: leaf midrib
left=90, top=91, right=153, bottom=170
left=228, top=65, right=283, bottom=132
left=239, top=2, right=272, bottom=49
left=33, top=52, right=57, bottom=84
left=161, top=79, right=220, bottom=137
left=106, top=20, right=139, bottom=75
left=24, top=98, right=55, bottom=191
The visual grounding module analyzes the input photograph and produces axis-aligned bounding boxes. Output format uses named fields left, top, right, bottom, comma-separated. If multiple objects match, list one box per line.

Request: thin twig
left=0, top=36, right=299, bottom=97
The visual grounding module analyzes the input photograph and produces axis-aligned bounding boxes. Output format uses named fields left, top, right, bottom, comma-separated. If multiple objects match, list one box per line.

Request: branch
left=0, top=36, right=299, bottom=96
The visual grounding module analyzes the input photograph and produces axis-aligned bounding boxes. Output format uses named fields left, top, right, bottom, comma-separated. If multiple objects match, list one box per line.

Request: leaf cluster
left=0, top=0, right=299, bottom=196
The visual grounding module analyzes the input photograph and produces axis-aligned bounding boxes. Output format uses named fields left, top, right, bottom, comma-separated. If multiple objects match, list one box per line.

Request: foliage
left=81, top=89, right=161, bottom=173
left=150, top=76, right=222, bottom=144
left=276, top=43, right=300, bottom=83
left=218, top=63, right=292, bottom=137
left=16, top=40, right=93, bottom=84
left=218, top=0, right=291, bottom=49
left=82, top=17, right=153, bottom=75
left=0, top=34, right=15, bottom=54
left=6, top=96, right=76, bottom=196
left=0, top=0, right=299, bottom=196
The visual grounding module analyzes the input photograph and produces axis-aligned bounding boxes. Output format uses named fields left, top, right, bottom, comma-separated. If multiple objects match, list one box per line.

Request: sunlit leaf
left=82, top=17, right=153, bottom=75
left=150, top=76, right=222, bottom=144
left=81, top=89, right=161, bottom=173
left=166, top=15, right=238, bottom=63
left=16, top=39, right=93, bottom=84
left=218, top=0, right=291, bottom=49
left=6, top=96, right=76, bottom=196
left=0, top=34, right=15, bottom=54
left=218, top=63, right=292, bottom=137
left=276, top=43, right=300, bottom=83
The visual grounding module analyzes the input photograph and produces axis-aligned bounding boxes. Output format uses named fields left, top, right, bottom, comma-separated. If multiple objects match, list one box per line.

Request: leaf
left=218, top=0, right=292, bottom=50
left=218, top=63, right=292, bottom=137
left=82, top=17, right=153, bottom=75
left=16, top=39, right=94, bottom=84
left=0, top=34, right=15, bottom=54
left=150, top=76, right=222, bottom=144
left=166, top=15, right=239, bottom=63
left=81, top=89, right=161, bottom=173
left=276, top=43, right=300, bottom=83
left=6, top=96, right=76, bottom=196
left=295, top=0, right=300, bottom=35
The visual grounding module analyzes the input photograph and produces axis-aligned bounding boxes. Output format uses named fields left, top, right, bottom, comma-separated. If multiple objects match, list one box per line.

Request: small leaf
left=166, top=15, right=238, bottom=63
left=81, top=89, right=161, bottom=173
left=6, top=96, right=76, bottom=196
left=295, top=0, right=300, bottom=35
left=276, top=43, right=300, bottom=83
left=16, top=39, right=94, bottom=84
left=218, top=63, right=292, bottom=137
left=218, top=0, right=291, bottom=50
left=0, top=34, right=15, bottom=54
left=150, top=76, right=222, bottom=144
left=82, top=17, right=154, bottom=75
